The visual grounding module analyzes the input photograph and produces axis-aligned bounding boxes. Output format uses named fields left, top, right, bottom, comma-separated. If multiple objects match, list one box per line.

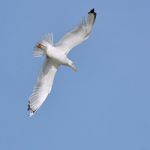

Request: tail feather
left=42, top=33, right=53, bottom=45
left=33, top=33, right=53, bottom=57
left=33, top=48, right=45, bottom=57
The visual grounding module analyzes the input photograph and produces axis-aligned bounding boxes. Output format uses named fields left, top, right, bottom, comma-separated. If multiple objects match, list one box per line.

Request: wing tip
left=27, top=102, right=36, bottom=117
left=88, top=8, right=96, bottom=23
left=88, top=8, right=96, bottom=16
left=28, top=111, right=34, bottom=117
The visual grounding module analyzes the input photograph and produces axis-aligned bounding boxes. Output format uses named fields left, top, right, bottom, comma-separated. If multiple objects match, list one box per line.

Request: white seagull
left=28, top=8, right=97, bottom=116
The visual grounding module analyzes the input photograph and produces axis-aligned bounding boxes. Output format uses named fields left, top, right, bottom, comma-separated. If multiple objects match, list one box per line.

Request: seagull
left=28, top=8, right=97, bottom=116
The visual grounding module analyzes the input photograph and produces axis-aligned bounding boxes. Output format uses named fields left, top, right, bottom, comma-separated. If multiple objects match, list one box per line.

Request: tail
left=33, top=46, right=46, bottom=57
left=33, top=33, right=53, bottom=57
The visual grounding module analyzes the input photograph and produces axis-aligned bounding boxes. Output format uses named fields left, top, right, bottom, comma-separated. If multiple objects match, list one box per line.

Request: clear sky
left=0, top=0, right=150, bottom=150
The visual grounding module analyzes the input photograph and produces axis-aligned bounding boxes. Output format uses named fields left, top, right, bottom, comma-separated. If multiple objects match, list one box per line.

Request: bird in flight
left=28, top=8, right=97, bottom=117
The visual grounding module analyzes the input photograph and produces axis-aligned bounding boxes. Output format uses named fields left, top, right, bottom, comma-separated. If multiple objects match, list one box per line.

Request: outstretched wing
left=28, top=58, right=58, bottom=117
left=56, top=9, right=96, bottom=55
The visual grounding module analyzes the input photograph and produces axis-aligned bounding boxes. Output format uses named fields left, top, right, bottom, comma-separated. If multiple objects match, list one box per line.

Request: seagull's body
left=28, top=9, right=97, bottom=116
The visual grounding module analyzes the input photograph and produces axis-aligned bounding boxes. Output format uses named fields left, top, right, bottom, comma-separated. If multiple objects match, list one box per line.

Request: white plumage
left=28, top=9, right=96, bottom=116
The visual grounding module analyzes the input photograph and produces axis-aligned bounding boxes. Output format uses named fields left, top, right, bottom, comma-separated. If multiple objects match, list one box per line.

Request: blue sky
left=0, top=0, right=150, bottom=149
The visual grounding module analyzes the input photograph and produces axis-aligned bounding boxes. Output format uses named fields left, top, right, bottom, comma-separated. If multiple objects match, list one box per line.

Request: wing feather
left=56, top=9, right=96, bottom=54
left=28, top=58, right=58, bottom=116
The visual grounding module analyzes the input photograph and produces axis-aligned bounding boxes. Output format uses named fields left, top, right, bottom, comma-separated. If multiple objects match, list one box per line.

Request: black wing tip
left=27, top=101, right=36, bottom=117
left=88, top=8, right=96, bottom=16
left=88, top=8, right=97, bottom=23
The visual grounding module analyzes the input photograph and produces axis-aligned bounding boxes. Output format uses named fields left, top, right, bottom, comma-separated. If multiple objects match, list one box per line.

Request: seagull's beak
left=71, top=63, right=77, bottom=72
